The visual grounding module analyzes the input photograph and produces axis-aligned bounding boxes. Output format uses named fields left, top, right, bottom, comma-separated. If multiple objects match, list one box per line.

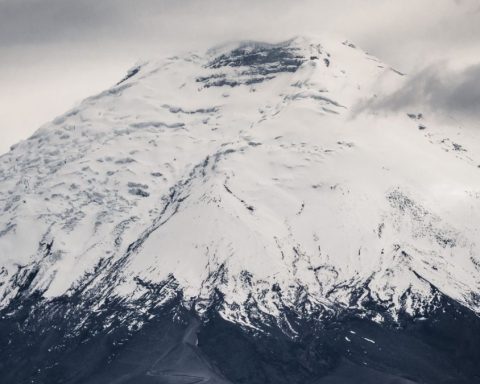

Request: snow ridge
left=1, top=37, right=480, bottom=335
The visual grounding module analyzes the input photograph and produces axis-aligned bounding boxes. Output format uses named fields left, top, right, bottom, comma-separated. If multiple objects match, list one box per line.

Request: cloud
left=363, top=62, right=480, bottom=120
left=1, top=0, right=479, bottom=64
left=0, top=0, right=122, bottom=46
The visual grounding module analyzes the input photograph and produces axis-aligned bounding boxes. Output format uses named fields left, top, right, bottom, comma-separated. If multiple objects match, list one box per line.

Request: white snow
left=0, top=36, right=479, bottom=326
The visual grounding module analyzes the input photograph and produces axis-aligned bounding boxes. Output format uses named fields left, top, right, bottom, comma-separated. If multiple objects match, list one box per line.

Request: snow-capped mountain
left=1, top=36, right=480, bottom=383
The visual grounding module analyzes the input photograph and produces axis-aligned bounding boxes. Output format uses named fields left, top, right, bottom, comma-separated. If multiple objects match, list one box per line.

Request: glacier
left=0, top=36, right=480, bottom=383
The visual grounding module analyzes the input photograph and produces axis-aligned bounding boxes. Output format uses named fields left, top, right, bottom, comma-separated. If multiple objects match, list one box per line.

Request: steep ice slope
left=0, top=36, right=479, bottom=336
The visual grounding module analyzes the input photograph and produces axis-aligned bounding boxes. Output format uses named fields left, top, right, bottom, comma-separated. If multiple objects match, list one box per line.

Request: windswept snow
left=0, top=36, right=479, bottom=331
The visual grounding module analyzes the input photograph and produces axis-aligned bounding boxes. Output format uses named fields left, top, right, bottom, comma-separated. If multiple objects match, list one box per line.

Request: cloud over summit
left=362, top=63, right=480, bottom=120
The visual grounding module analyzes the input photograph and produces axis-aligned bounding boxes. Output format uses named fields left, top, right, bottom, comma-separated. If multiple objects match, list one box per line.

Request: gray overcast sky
left=1, top=0, right=479, bottom=154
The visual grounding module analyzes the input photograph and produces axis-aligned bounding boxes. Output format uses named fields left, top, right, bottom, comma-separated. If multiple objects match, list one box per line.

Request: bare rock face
left=1, top=37, right=480, bottom=383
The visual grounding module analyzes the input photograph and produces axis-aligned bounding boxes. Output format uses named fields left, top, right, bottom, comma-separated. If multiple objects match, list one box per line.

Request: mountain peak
left=2, top=36, right=480, bottom=383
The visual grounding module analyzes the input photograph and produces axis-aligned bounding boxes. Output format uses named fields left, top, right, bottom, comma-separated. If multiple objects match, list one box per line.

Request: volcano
left=1, top=37, right=480, bottom=383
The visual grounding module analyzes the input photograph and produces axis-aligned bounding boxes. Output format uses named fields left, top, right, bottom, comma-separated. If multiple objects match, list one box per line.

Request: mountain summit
left=1, top=37, right=480, bottom=383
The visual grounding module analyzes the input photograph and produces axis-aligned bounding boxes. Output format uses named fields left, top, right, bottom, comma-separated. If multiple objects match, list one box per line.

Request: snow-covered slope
left=1, top=36, right=480, bottom=337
